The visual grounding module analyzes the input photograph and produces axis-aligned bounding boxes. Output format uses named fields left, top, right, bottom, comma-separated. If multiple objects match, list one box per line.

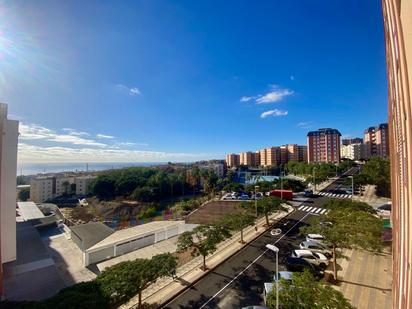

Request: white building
left=199, top=163, right=225, bottom=178
left=0, top=103, right=19, bottom=264
left=30, top=177, right=54, bottom=203
left=340, top=143, right=367, bottom=161
left=75, top=175, right=96, bottom=195
left=55, top=176, right=73, bottom=196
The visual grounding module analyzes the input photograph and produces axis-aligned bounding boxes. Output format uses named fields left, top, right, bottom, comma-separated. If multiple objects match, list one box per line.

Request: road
left=163, top=175, right=356, bottom=309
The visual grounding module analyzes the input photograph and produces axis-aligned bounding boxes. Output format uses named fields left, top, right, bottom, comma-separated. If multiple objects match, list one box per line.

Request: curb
left=156, top=208, right=294, bottom=308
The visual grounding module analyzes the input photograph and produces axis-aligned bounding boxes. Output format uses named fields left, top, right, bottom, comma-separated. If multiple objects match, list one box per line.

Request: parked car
left=377, top=203, right=391, bottom=216
left=346, top=189, right=353, bottom=195
left=285, top=256, right=322, bottom=275
left=299, top=240, right=332, bottom=257
left=306, top=233, right=325, bottom=243
left=291, top=249, right=329, bottom=270
left=304, top=189, right=314, bottom=197
left=273, top=271, right=293, bottom=282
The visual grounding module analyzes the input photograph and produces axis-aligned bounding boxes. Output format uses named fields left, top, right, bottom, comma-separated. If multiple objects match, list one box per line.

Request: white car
left=377, top=203, right=391, bottom=217
left=306, top=233, right=325, bottom=243
left=291, top=249, right=329, bottom=269
left=299, top=240, right=332, bottom=257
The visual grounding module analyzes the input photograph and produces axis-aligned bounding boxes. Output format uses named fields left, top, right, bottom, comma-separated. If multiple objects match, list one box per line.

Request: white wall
left=1, top=118, right=19, bottom=263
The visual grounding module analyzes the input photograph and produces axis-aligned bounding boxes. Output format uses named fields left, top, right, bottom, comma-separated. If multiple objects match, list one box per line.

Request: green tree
left=97, top=253, right=177, bottom=308
left=245, top=197, right=288, bottom=226
left=18, top=187, right=30, bottom=201
left=62, top=181, right=70, bottom=195
left=266, top=270, right=354, bottom=309
left=357, top=157, right=391, bottom=197
left=177, top=224, right=231, bottom=270
left=222, top=211, right=255, bottom=243
left=301, top=207, right=382, bottom=280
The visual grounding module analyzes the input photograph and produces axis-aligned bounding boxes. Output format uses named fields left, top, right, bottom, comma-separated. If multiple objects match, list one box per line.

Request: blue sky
left=0, top=0, right=388, bottom=163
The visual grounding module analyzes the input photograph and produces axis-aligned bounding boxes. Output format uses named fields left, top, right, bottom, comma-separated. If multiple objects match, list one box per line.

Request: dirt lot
left=185, top=200, right=245, bottom=224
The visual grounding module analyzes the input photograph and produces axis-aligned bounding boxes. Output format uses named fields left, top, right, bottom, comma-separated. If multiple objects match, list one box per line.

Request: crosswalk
left=318, top=191, right=352, bottom=199
left=297, top=205, right=329, bottom=215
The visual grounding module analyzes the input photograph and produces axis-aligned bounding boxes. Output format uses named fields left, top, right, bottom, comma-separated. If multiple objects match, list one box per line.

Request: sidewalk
left=353, top=185, right=391, bottom=207
left=120, top=206, right=294, bottom=308
left=328, top=248, right=392, bottom=309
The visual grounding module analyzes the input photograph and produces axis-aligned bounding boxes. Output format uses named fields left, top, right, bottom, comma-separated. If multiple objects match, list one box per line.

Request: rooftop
left=17, top=202, right=45, bottom=221
left=70, top=222, right=115, bottom=251
left=86, top=220, right=185, bottom=252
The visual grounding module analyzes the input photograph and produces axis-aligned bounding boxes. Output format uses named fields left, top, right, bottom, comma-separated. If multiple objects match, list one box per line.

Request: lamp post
left=255, top=185, right=259, bottom=218
left=280, top=171, right=284, bottom=200
left=266, top=244, right=280, bottom=309
left=348, top=176, right=354, bottom=200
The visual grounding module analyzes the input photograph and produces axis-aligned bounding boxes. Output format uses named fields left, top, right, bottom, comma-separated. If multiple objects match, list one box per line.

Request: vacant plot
left=185, top=200, right=245, bottom=224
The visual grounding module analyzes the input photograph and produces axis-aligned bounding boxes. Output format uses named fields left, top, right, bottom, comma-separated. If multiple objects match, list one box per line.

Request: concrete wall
left=0, top=111, right=19, bottom=263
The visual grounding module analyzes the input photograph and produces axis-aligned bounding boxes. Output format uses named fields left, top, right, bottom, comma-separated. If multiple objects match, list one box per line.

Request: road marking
left=198, top=212, right=312, bottom=309
left=314, top=208, right=322, bottom=214
left=301, top=206, right=309, bottom=211
left=320, top=209, right=327, bottom=214
left=306, top=207, right=314, bottom=212
left=298, top=205, right=305, bottom=210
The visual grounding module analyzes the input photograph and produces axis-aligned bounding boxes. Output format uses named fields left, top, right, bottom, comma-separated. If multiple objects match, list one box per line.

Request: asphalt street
left=163, top=169, right=361, bottom=309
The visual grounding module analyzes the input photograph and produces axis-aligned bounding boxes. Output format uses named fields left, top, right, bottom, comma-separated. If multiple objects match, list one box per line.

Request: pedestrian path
left=297, top=205, right=329, bottom=215
left=318, top=191, right=352, bottom=199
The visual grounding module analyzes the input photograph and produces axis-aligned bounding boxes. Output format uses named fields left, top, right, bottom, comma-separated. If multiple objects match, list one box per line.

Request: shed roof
left=86, top=220, right=184, bottom=252
left=70, top=222, right=115, bottom=251
left=17, top=202, right=45, bottom=221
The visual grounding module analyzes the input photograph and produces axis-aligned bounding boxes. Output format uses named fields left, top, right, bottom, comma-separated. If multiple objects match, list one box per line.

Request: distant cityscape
left=225, top=123, right=389, bottom=168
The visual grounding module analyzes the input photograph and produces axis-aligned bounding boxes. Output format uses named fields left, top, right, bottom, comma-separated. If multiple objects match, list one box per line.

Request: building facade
left=75, top=176, right=96, bottom=195
left=340, top=143, right=367, bottom=161
left=307, top=128, right=341, bottom=163
left=30, top=177, right=55, bottom=203
left=381, top=0, right=412, bottom=308
left=341, top=137, right=364, bottom=145
left=0, top=104, right=19, bottom=267
left=239, top=151, right=260, bottom=167
left=287, top=144, right=308, bottom=162
left=364, top=123, right=390, bottom=158
left=225, top=153, right=240, bottom=167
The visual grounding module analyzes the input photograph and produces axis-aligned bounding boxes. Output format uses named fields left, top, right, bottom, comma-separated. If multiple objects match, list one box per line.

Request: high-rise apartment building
left=381, top=0, right=412, bottom=308
left=364, top=123, right=390, bottom=158
left=265, top=147, right=282, bottom=167
left=340, top=143, right=367, bottom=161
left=0, top=104, right=19, bottom=296
left=341, top=137, right=364, bottom=145
left=287, top=144, right=308, bottom=162
left=239, top=151, right=260, bottom=167
left=307, top=128, right=341, bottom=163
left=225, top=153, right=240, bottom=167
left=259, top=149, right=267, bottom=166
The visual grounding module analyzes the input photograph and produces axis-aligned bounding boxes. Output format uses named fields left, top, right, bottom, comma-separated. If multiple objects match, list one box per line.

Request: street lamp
left=348, top=176, right=354, bottom=200
left=254, top=185, right=259, bottom=218
left=266, top=244, right=280, bottom=309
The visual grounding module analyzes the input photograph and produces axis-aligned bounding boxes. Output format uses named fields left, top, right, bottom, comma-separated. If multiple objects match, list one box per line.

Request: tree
left=97, top=253, right=177, bottom=308
left=266, top=270, right=354, bottom=309
left=62, top=181, right=70, bottom=195
left=301, top=207, right=382, bottom=280
left=321, top=199, right=376, bottom=214
left=177, top=224, right=231, bottom=270
left=222, top=211, right=255, bottom=243
left=357, top=157, right=391, bottom=197
left=245, top=197, right=288, bottom=226
left=18, top=188, right=30, bottom=201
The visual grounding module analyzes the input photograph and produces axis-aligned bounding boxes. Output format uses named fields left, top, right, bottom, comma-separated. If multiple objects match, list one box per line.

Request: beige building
left=340, top=143, right=367, bottom=161
left=30, top=177, right=55, bottom=203
left=55, top=176, right=74, bottom=196
left=199, top=163, right=225, bottom=178
left=75, top=176, right=96, bottom=195
left=0, top=104, right=19, bottom=266
left=239, top=151, right=260, bottom=167
left=381, top=0, right=412, bottom=308
left=286, top=144, right=308, bottom=162
left=225, top=153, right=240, bottom=167
left=364, top=123, right=390, bottom=158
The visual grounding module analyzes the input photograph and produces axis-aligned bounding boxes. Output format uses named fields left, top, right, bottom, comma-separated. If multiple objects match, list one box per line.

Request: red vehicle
left=268, top=189, right=293, bottom=200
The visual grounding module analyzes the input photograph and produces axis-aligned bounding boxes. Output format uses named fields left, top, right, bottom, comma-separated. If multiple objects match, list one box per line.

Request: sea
left=17, top=162, right=168, bottom=176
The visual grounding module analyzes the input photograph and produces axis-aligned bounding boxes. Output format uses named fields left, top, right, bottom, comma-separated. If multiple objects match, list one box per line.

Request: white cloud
left=256, top=86, right=294, bottom=104
left=17, top=143, right=211, bottom=163
left=240, top=96, right=255, bottom=102
left=62, top=128, right=90, bottom=136
left=115, top=84, right=141, bottom=96
left=260, top=109, right=288, bottom=118
left=97, top=134, right=115, bottom=139
left=297, top=121, right=314, bottom=129
left=19, top=123, right=107, bottom=147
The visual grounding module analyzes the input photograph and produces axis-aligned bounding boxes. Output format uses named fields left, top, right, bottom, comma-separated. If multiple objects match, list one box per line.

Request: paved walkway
left=329, top=248, right=392, bottom=309
left=353, top=185, right=391, bottom=207
left=120, top=206, right=294, bottom=308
